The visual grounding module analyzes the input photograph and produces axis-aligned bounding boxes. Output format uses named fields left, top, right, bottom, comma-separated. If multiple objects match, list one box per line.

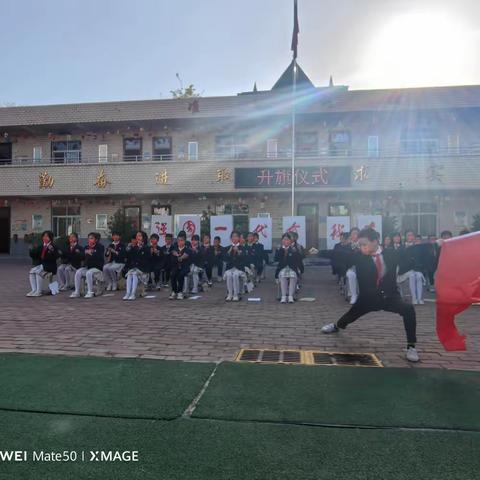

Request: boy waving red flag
left=435, top=232, right=480, bottom=351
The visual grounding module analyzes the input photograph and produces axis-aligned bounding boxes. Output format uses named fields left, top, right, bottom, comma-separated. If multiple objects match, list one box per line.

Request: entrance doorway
left=297, top=203, right=318, bottom=248
left=0, top=207, right=11, bottom=253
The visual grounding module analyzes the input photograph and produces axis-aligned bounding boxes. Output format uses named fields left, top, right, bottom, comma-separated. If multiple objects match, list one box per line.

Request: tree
left=170, top=84, right=201, bottom=99
left=382, top=215, right=399, bottom=237
left=108, top=209, right=133, bottom=242
left=472, top=213, right=480, bottom=232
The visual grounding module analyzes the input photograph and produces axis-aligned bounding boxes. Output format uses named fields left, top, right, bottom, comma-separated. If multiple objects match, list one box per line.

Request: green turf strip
left=0, top=411, right=479, bottom=480
left=0, top=353, right=214, bottom=419
left=193, top=362, right=480, bottom=430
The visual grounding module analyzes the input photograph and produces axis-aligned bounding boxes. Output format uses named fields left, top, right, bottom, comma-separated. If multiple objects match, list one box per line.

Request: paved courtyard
left=0, top=258, right=479, bottom=369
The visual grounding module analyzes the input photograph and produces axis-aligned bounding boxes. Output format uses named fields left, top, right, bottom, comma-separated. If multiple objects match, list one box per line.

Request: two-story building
left=1, top=61, right=480, bottom=255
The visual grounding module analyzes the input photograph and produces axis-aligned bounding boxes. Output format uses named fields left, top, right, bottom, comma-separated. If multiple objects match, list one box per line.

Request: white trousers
left=280, top=277, right=297, bottom=297
left=57, top=264, right=76, bottom=289
left=125, top=269, right=148, bottom=297
left=346, top=268, right=358, bottom=298
left=408, top=271, right=424, bottom=302
left=224, top=268, right=244, bottom=296
left=103, top=262, right=125, bottom=288
left=74, top=267, right=101, bottom=295
left=29, top=265, right=47, bottom=293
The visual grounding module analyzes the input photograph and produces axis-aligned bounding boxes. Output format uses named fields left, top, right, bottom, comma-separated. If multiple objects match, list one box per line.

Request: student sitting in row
left=57, top=233, right=84, bottom=291
left=212, top=236, right=224, bottom=281
left=149, top=233, right=164, bottom=290
left=252, top=232, right=265, bottom=283
left=200, top=234, right=216, bottom=287
left=103, top=231, right=127, bottom=291
left=169, top=234, right=191, bottom=300
left=188, top=234, right=204, bottom=294
left=27, top=230, right=59, bottom=297
left=71, top=232, right=104, bottom=299
left=123, top=231, right=151, bottom=301
left=274, top=232, right=303, bottom=303
left=161, top=233, right=174, bottom=287
left=224, top=230, right=247, bottom=302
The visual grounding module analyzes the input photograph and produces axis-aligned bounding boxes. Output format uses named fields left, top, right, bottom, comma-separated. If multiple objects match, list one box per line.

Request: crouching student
left=57, top=233, right=83, bottom=291
left=169, top=234, right=191, bottom=300
left=123, top=231, right=151, bottom=301
left=149, top=233, right=164, bottom=290
left=274, top=232, right=302, bottom=303
left=103, top=231, right=127, bottom=291
left=71, top=232, right=104, bottom=299
left=27, top=230, right=59, bottom=297
left=224, top=231, right=247, bottom=302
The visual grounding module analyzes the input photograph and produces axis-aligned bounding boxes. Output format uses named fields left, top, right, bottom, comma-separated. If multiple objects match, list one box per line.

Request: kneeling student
left=103, top=231, right=127, bottom=291
left=57, top=233, right=83, bottom=291
left=27, top=230, right=59, bottom=297
left=169, top=234, right=191, bottom=300
left=274, top=233, right=302, bottom=303
left=224, top=231, right=247, bottom=302
left=71, top=232, right=105, bottom=299
left=123, top=231, right=151, bottom=301
left=319, top=228, right=420, bottom=362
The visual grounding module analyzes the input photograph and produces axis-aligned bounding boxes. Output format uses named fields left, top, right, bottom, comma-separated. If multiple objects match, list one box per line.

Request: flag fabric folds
left=435, top=231, right=480, bottom=351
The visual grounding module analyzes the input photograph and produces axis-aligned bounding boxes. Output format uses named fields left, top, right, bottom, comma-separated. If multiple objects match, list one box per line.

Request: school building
left=1, top=61, right=480, bottom=255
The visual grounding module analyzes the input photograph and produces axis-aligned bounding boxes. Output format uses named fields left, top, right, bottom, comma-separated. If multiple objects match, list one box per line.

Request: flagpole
left=291, top=59, right=297, bottom=217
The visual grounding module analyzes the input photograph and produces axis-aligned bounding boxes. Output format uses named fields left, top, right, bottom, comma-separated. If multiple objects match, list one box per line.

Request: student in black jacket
left=320, top=228, right=419, bottom=363
left=27, top=230, right=59, bottom=297
left=123, top=231, right=151, bottom=301
left=148, top=233, right=164, bottom=290
left=71, top=232, right=105, bottom=299
left=224, top=231, right=248, bottom=301
left=274, top=233, right=302, bottom=303
left=160, top=233, right=175, bottom=287
left=252, top=232, right=265, bottom=282
left=212, top=236, right=225, bottom=281
left=200, top=234, right=216, bottom=286
left=103, top=231, right=127, bottom=292
left=188, top=234, right=204, bottom=294
left=57, top=233, right=84, bottom=291
left=169, top=234, right=192, bottom=300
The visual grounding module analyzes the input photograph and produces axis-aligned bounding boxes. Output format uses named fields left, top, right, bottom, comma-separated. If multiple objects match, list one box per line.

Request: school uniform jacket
left=160, top=243, right=175, bottom=271
left=224, top=244, right=247, bottom=271
left=83, top=243, right=105, bottom=270
left=105, top=242, right=127, bottom=264
left=170, top=245, right=192, bottom=274
left=189, top=245, right=204, bottom=268
left=213, top=245, right=225, bottom=263
left=251, top=242, right=265, bottom=268
left=29, top=243, right=59, bottom=274
left=200, top=245, right=216, bottom=267
left=127, top=244, right=151, bottom=273
left=149, top=245, right=164, bottom=272
left=274, top=246, right=302, bottom=278
left=59, top=243, right=84, bottom=269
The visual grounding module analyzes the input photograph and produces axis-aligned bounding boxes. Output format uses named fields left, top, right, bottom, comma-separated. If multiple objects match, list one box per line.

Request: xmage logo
left=89, top=451, right=139, bottom=462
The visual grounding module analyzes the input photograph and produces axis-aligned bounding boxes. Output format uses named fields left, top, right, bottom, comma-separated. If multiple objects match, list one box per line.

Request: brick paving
left=0, top=258, right=479, bottom=370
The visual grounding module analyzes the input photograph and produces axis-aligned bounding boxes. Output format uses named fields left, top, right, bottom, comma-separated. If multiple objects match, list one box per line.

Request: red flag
left=291, top=0, right=299, bottom=59
left=435, top=232, right=480, bottom=351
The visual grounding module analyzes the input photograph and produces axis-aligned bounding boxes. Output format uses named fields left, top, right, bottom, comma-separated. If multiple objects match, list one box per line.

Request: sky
left=1, top=0, right=480, bottom=106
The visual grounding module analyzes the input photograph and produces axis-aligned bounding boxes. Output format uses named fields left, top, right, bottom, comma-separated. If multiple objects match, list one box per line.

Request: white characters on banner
left=210, top=215, right=233, bottom=246
left=357, top=215, right=383, bottom=241
left=282, top=216, right=306, bottom=247
left=151, top=215, right=173, bottom=247
left=249, top=217, right=273, bottom=250
left=176, top=215, right=201, bottom=240
left=326, top=216, right=351, bottom=249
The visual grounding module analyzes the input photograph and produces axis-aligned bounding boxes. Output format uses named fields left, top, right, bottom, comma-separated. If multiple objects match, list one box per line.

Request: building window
left=188, top=141, right=198, bottom=161
left=51, top=205, right=81, bottom=237
left=95, top=214, right=108, bottom=230
left=367, top=135, right=379, bottom=157
left=401, top=202, right=437, bottom=236
left=215, top=135, right=248, bottom=158
left=328, top=203, right=350, bottom=216
left=51, top=140, right=81, bottom=163
left=329, top=131, right=350, bottom=156
left=123, top=138, right=143, bottom=161
left=152, top=204, right=172, bottom=215
left=0, top=142, right=12, bottom=165
left=124, top=206, right=141, bottom=232
left=401, top=128, right=439, bottom=154
left=296, top=132, right=318, bottom=156
left=33, top=146, right=42, bottom=163
left=98, top=144, right=108, bottom=163
left=152, top=137, right=172, bottom=160
left=267, top=139, right=278, bottom=158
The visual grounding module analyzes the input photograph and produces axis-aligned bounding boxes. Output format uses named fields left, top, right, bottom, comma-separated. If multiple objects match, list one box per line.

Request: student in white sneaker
left=274, top=233, right=302, bottom=303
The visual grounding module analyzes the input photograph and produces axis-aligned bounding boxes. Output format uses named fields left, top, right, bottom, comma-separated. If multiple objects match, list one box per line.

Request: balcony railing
left=1, top=144, right=480, bottom=166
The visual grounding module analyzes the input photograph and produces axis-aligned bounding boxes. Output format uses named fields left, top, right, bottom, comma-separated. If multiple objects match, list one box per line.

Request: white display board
left=282, top=216, right=306, bottom=247
left=175, top=214, right=201, bottom=240
left=151, top=215, right=173, bottom=246
left=357, top=215, right=383, bottom=241
left=249, top=217, right=273, bottom=250
left=210, top=215, right=233, bottom=246
left=326, top=216, right=351, bottom=249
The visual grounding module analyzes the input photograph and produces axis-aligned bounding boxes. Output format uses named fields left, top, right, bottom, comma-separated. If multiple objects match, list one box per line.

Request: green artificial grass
left=0, top=353, right=214, bottom=419
left=0, top=411, right=479, bottom=480
left=193, top=362, right=480, bottom=430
